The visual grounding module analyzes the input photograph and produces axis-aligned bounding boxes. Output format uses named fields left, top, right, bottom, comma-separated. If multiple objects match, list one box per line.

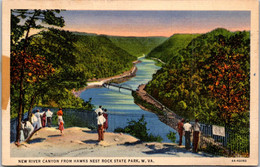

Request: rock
left=114, top=138, right=119, bottom=141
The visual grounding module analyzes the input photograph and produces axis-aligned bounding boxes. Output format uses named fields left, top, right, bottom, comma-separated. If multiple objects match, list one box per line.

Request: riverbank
left=134, top=84, right=180, bottom=132
left=11, top=127, right=208, bottom=158
left=72, top=60, right=141, bottom=97
left=133, top=85, right=233, bottom=157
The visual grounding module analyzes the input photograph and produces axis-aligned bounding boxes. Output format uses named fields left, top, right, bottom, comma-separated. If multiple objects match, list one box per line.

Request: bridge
left=103, top=83, right=135, bottom=92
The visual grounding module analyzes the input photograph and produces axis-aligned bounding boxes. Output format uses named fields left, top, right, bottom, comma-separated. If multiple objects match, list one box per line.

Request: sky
left=59, top=10, right=250, bottom=37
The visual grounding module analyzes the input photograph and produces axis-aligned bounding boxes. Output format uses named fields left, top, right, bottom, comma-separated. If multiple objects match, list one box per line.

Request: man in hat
left=183, top=119, right=192, bottom=150
left=46, top=109, right=53, bottom=127
left=177, top=118, right=185, bottom=146
left=97, top=112, right=106, bottom=142
left=95, top=105, right=103, bottom=115
left=192, top=119, right=201, bottom=152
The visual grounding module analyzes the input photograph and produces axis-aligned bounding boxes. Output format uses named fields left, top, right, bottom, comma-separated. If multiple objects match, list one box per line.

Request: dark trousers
left=193, top=131, right=200, bottom=152
left=47, top=117, right=52, bottom=127
left=98, top=125, right=104, bottom=141
left=178, top=132, right=183, bottom=145
left=185, top=131, right=191, bottom=150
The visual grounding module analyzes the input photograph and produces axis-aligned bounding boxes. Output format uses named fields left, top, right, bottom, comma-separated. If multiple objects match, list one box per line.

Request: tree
left=11, top=9, right=65, bottom=145
left=205, top=35, right=249, bottom=127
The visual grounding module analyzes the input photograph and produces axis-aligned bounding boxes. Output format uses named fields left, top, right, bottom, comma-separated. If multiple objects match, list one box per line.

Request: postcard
left=2, top=0, right=259, bottom=166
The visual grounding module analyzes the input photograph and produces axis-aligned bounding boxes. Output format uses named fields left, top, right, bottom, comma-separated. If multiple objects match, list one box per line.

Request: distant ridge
left=146, top=33, right=200, bottom=62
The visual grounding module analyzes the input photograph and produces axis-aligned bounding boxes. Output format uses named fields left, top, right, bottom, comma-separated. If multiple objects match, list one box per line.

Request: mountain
left=107, top=36, right=167, bottom=57
left=146, top=34, right=200, bottom=63
left=145, top=28, right=250, bottom=125
left=74, top=34, right=136, bottom=79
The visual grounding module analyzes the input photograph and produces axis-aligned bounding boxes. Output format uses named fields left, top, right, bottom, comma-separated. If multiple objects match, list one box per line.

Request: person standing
left=57, top=108, right=64, bottom=126
left=183, top=120, right=192, bottom=150
left=23, top=119, right=34, bottom=140
left=34, top=109, right=42, bottom=131
left=192, top=119, right=201, bottom=153
left=177, top=118, right=185, bottom=146
left=97, top=112, right=106, bottom=142
left=103, top=109, right=108, bottom=132
left=59, top=120, right=64, bottom=135
left=46, top=109, right=53, bottom=127
left=57, top=108, right=64, bottom=135
left=41, top=111, right=46, bottom=127
left=95, top=105, right=103, bottom=115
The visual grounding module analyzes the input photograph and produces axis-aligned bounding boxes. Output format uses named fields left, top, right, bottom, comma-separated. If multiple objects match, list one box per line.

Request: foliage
left=145, top=28, right=250, bottom=154
left=108, top=36, right=167, bottom=57
left=145, top=28, right=249, bottom=125
left=114, top=115, right=163, bottom=142
left=167, top=131, right=176, bottom=143
left=11, top=9, right=66, bottom=142
left=74, top=35, right=136, bottom=79
left=201, top=142, right=227, bottom=156
left=132, top=91, right=164, bottom=116
left=146, top=34, right=200, bottom=62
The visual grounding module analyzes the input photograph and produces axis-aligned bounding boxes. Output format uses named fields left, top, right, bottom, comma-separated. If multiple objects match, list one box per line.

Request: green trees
left=145, top=28, right=250, bottom=154
left=108, top=36, right=167, bottom=57
left=146, top=34, right=200, bottom=62
left=114, top=115, right=163, bottom=142
left=11, top=10, right=91, bottom=144
left=11, top=10, right=66, bottom=144
left=74, top=35, right=136, bottom=79
left=145, top=28, right=250, bottom=127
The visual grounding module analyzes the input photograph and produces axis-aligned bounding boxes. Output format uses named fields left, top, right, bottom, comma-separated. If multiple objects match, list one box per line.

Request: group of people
left=95, top=105, right=109, bottom=142
left=177, top=118, right=201, bottom=153
left=31, top=109, right=53, bottom=130
left=19, top=109, right=53, bottom=142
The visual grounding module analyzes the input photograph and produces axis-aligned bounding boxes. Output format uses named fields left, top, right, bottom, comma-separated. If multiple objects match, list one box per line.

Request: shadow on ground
left=82, top=130, right=96, bottom=134
left=27, top=138, right=46, bottom=144
left=82, top=140, right=98, bottom=144
left=143, top=144, right=214, bottom=157
left=48, top=135, right=62, bottom=138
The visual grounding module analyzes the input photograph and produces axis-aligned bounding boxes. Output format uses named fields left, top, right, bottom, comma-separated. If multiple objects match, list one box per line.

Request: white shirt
left=46, top=110, right=53, bottom=117
left=193, top=122, right=200, bottom=132
left=183, top=122, right=192, bottom=132
left=25, top=121, right=33, bottom=130
left=31, top=114, right=38, bottom=124
left=34, top=112, right=41, bottom=120
left=95, top=108, right=103, bottom=115
left=97, top=115, right=106, bottom=125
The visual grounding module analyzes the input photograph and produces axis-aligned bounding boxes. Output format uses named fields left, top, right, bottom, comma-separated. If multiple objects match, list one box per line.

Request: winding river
left=80, top=57, right=178, bottom=143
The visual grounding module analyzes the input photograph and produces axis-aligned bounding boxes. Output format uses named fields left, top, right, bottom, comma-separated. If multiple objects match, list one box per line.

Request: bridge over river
left=103, top=83, right=135, bottom=92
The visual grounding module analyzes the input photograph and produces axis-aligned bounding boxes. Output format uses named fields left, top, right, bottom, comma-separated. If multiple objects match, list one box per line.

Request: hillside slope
left=146, top=34, right=200, bottom=62
left=74, top=35, right=136, bottom=79
left=108, top=36, right=167, bottom=57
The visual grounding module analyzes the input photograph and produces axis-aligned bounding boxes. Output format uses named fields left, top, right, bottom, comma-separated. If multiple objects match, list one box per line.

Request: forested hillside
left=74, top=35, right=136, bottom=79
left=108, top=36, right=167, bottom=57
left=145, top=28, right=250, bottom=128
left=146, top=34, right=200, bottom=62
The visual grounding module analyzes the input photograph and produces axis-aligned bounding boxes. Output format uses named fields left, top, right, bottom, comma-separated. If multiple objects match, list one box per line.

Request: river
left=80, top=57, right=178, bottom=143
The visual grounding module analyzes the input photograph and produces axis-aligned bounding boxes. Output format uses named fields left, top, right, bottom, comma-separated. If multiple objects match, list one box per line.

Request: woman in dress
left=33, top=109, right=42, bottom=131
left=59, top=120, right=64, bottom=134
left=41, top=111, right=46, bottom=127
left=57, top=108, right=64, bottom=134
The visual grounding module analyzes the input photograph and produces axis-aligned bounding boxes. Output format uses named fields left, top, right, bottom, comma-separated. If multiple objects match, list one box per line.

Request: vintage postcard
left=2, top=0, right=259, bottom=166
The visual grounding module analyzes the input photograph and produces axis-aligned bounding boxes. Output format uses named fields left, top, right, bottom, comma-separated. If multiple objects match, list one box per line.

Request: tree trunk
left=28, top=94, right=36, bottom=122
left=16, top=66, right=24, bottom=144
left=16, top=13, right=34, bottom=144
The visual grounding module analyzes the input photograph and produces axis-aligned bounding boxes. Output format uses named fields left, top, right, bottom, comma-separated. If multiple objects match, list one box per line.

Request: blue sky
left=60, top=10, right=250, bottom=37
